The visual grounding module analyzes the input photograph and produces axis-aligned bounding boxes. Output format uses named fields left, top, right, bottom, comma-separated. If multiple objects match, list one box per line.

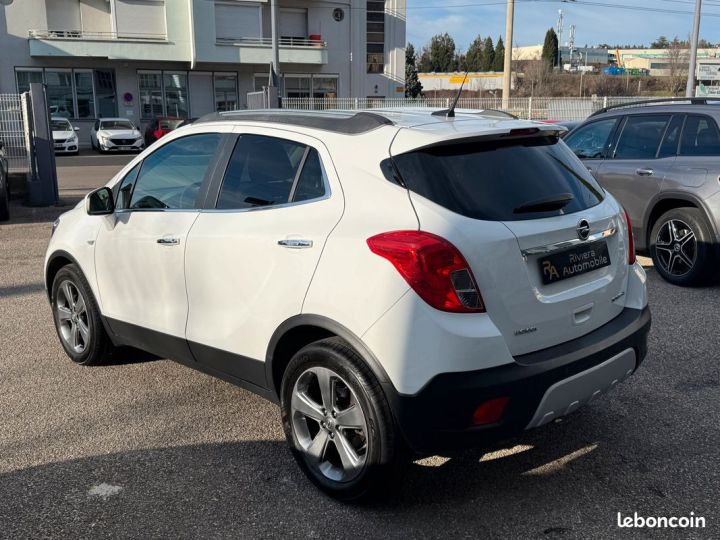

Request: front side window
left=217, top=134, right=321, bottom=209
left=613, top=115, right=671, bottom=159
left=129, top=134, right=221, bottom=210
left=563, top=118, right=618, bottom=159
left=680, top=115, right=720, bottom=156
left=115, top=162, right=142, bottom=210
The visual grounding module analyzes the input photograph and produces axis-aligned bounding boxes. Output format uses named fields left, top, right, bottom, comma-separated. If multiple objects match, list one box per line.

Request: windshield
left=100, top=120, right=135, bottom=131
left=391, top=136, right=605, bottom=222
left=51, top=119, right=71, bottom=131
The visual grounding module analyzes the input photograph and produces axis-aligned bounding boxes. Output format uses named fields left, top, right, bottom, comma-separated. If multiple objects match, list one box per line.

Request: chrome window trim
left=521, top=226, right=617, bottom=256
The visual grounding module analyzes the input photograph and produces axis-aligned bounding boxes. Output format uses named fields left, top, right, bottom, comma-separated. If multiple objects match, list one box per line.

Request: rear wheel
left=650, top=208, right=714, bottom=286
left=280, top=337, right=406, bottom=501
left=51, top=264, right=113, bottom=365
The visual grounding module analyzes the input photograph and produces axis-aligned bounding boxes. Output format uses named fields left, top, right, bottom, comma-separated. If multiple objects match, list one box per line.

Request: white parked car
left=45, top=109, right=650, bottom=501
left=51, top=117, right=79, bottom=155
left=90, top=117, right=144, bottom=153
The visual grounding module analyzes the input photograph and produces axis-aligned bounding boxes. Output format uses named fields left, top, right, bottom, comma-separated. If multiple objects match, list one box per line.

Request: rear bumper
left=384, top=306, right=651, bottom=454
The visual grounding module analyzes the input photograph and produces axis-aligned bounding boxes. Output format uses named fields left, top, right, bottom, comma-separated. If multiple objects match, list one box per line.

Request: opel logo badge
left=577, top=219, right=590, bottom=241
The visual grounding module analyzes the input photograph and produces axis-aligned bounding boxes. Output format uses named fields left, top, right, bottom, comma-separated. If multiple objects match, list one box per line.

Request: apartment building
left=0, top=0, right=405, bottom=137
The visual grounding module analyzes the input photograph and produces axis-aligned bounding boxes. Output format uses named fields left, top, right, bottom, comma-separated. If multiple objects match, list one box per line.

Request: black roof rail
left=194, top=110, right=394, bottom=134
left=590, top=97, right=720, bottom=117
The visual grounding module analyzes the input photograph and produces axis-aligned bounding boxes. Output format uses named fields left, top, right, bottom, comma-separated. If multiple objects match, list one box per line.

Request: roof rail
left=590, top=97, right=720, bottom=117
left=194, top=110, right=394, bottom=134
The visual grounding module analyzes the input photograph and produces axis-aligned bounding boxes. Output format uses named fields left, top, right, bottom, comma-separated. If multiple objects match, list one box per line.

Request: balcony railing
left=28, top=29, right=167, bottom=42
left=216, top=36, right=327, bottom=48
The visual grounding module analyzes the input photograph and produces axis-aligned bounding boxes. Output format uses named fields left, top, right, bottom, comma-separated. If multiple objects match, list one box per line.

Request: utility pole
left=502, top=0, right=514, bottom=109
left=270, top=0, right=282, bottom=103
left=556, top=9, right=564, bottom=69
left=686, top=0, right=702, bottom=97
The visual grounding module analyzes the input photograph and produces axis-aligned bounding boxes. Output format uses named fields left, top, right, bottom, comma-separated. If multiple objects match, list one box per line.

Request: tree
left=492, top=36, right=505, bottom=72
left=651, top=36, right=670, bottom=49
left=481, top=37, right=495, bottom=71
left=405, top=43, right=423, bottom=98
left=542, top=28, right=559, bottom=67
left=417, top=33, right=458, bottom=72
left=464, top=35, right=485, bottom=72
left=667, top=36, right=689, bottom=96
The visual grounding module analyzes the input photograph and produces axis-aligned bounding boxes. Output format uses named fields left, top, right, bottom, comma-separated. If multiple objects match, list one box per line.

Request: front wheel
left=51, top=264, right=113, bottom=365
left=649, top=207, right=714, bottom=286
left=280, top=337, right=406, bottom=501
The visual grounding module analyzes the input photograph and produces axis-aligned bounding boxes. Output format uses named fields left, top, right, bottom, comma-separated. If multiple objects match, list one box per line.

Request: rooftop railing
left=28, top=29, right=167, bottom=41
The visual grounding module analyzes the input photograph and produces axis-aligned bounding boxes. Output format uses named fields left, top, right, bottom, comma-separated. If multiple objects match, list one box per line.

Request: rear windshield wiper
left=513, top=193, right=574, bottom=214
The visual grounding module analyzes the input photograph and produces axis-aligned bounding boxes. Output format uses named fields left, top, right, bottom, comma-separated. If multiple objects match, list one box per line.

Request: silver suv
left=564, top=98, right=720, bottom=286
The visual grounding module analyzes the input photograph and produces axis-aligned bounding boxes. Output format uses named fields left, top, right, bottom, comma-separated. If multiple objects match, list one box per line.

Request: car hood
left=98, top=129, right=140, bottom=138
left=53, top=130, right=75, bottom=140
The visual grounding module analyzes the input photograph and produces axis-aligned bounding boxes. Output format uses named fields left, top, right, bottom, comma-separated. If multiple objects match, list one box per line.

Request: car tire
left=649, top=207, right=714, bottom=286
left=280, top=337, right=407, bottom=502
left=51, top=264, right=113, bottom=365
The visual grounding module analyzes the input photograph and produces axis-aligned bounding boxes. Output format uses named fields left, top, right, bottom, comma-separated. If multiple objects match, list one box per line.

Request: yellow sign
left=449, top=76, right=466, bottom=84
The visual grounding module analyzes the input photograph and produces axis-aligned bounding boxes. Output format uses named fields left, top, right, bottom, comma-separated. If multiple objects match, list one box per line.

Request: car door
left=595, top=114, right=681, bottom=238
left=184, top=128, right=344, bottom=385
left=667, top=114, right=720, bottom=191
left=563, top=116, right=621, bottom=179
left=94, top=129, right=228, bottom=359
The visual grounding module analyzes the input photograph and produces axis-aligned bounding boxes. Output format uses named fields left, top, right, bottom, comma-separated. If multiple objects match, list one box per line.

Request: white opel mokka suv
left=45, top=109, right=650, bottom=501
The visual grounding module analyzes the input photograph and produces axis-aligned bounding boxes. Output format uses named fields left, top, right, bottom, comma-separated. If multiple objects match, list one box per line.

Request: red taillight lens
left=622, top=208, right=636, bottom=265
left=367, top=231, right=485, bottom=313
left=472, top=396, right=510, bottom=426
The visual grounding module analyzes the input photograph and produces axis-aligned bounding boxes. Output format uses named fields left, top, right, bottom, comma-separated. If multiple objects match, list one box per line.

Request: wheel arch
left=644, top=192, right=718, bottom=251
left=45, top=250, right=82, bottom=301
left=265, top=315, right=391, bottom=402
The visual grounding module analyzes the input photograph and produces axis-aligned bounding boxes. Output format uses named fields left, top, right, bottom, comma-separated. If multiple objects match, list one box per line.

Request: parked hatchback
left=51, top=117, right=80, bottom=155
left=564, top=98, right=720, bottom=285
left=45, top=109, right=650, bottom=501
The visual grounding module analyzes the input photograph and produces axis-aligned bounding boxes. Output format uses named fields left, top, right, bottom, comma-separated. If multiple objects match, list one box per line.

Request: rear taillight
left=367, top=231, right=485, bottom=313
left=622, top=208, right=636, bottom=265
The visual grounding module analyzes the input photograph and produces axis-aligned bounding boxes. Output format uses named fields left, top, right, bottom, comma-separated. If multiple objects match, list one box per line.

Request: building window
left=254, top=73, right=339, bottom=99
left=15, top=69, right=43, bottom=93
left=280, top=8, right=308, bottom=44
left=285, top=75, right=311, bottom=98
left=214, top=73, right=238, bottom=111
left=139, top=71, right=164, bottom=118
left=45, top=70, right=76, bottom=118
left=214, top=1, right=262, bottom=42
left=312, top=76, right=338, bottom=98
left=366, top=1, right=385, bottom=74
left=74, top=70, right=95, bottom=119
left=164, top=72, right=189, bottom=117
left=15, top=68, right=116, bottom=118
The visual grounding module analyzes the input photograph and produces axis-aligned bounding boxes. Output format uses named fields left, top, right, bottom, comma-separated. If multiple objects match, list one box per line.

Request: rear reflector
left=472, top=397, right=510, bottom=426
left=367, top=231, right=485, bottom=313
left=622, top=207, right=636, bottom=265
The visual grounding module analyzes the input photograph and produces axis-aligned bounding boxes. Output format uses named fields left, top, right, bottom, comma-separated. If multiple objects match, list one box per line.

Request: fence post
left=527, top=97, right=533, bottom=120
left=354, top=97, right=359, bottom=110
left=603, top=96, right=608, bottom=109
left=446, top=97, right=450, bottom=108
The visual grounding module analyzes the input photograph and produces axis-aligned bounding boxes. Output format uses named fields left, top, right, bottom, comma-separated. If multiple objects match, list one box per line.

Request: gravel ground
left=0, top=156, right=718, bottom=538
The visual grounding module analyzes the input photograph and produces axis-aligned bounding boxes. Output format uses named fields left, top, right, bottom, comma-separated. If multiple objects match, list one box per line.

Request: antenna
left=432, top=70, right=469, bottom=118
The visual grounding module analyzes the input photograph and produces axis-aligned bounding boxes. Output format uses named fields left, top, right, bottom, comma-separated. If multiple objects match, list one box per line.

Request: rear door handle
left=278, top=239, right=313, bottom=249
left=635, top=168, right=654, bottom=176
left=157, top=236, right=180, bottom=246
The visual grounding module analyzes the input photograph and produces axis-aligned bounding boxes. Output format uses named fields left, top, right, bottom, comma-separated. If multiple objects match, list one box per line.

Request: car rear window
left=390, top=136, right=605, bottom=221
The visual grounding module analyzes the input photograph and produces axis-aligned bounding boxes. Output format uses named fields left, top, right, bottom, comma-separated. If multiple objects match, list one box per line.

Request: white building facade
left=0, top=0, right=405, bottom=136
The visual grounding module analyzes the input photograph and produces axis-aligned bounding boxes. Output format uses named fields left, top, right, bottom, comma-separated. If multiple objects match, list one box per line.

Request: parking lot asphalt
left=0, top=154, right=718, bottom=538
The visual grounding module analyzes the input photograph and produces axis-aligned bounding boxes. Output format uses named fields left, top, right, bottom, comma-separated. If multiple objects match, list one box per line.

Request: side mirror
left=86, top=187, right=115, bottom=215
left=74, top=126, right=80, bottom=132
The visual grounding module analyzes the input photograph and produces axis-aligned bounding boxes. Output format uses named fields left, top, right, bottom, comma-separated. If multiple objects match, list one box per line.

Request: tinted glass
left=391, top=137, right=604, bottom=222
left=130, top=134, right=220, bottom=210
left=680, top=115, right=720, bottom=156
left=217, top=135, right=306, bottom=209
left=101, top=120, right=134, bottom=130
left=292, top=148, right=326, bottom=202
left=116, top=163, right=141, bottom=210
left=564, top=118, right=617, bottom=159
left=614, top=115, right=671, bottom=159
left=658, top=115, right=684, bottom=158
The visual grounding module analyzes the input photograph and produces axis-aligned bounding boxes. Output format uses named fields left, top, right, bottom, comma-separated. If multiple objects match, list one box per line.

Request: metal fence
left=0, top=94, right=30, bottom=174
left=282, top=96, right=658, bottom=121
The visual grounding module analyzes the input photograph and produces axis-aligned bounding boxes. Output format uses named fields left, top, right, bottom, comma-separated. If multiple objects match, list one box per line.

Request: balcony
left=212, top=36, right=328, bottom=65
left=28, top=29, right=186, bottom=62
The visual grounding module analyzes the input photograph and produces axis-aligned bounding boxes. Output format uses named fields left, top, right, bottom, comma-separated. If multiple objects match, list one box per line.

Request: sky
left=405, top=0, right=720, bottom=51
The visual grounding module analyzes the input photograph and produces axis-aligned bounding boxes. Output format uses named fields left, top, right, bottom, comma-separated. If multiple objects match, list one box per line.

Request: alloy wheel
left=56, top=280, right=90, bottom=354
left=654, top=219, right=696, bottom=277
left=290, top=366, right=368, bottom=482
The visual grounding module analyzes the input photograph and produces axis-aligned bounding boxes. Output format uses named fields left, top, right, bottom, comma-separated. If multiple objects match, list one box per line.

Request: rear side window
left=564, top=118, right=617, bottom=159
left=216, top=134, right=325, bottom=209
left=391, top=136, right=604, bottom=222
left=614, top=115, right=671, bottom=159
left=680, top=115, right=720, bottom=156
